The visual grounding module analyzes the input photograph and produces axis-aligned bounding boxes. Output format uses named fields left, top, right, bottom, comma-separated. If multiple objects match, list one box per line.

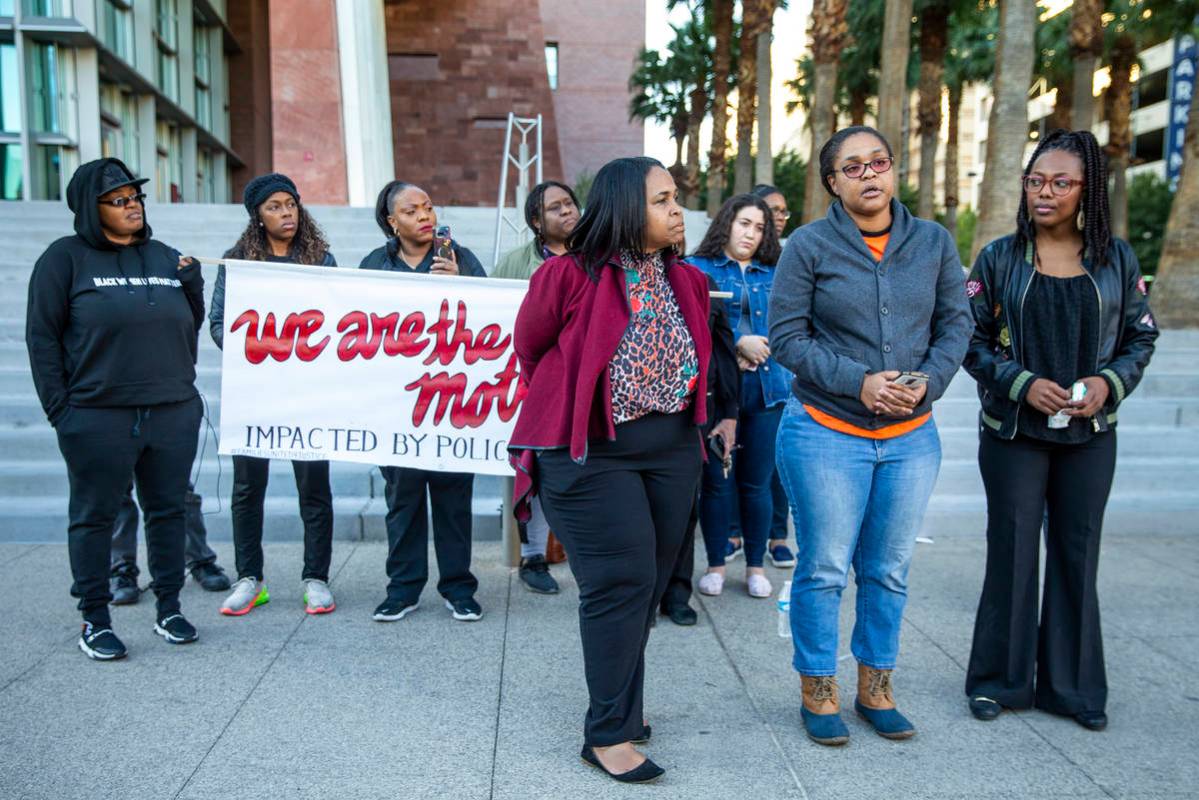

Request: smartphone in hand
left=434, top=225, right=453, bottom=260
left=893, top=371, right=930, bottom=388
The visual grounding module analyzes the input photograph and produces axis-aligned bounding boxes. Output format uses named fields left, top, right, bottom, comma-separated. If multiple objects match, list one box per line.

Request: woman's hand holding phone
left=431, top=247, right=459, bottom=276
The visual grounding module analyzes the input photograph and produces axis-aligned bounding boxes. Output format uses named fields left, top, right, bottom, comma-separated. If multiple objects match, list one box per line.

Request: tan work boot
left=855, top=664, right=915, bottom=739
left=800, top=674, right=849, bottom=745
left=801, top=674, right=841, bottom=714
left=857, top=664, right=897, bottom=710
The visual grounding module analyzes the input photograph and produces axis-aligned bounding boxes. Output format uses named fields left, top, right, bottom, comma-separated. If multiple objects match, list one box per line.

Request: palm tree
left=1035, top=10, right=1073, bottom=132
left=801, top=0, right=850, bottom=224
left=840, top=0, right=883, bottom=126
left=915, top=1, right=951, bottom=219
left=971, top=0, right=1037, bottom=263
left=877, top=0, right=913, bottom=173
left=706, top=0, right=736, bottom=215
left=629, top=48, right=690, bottom=173
left=943, top=1, right=997, bottom=238
left=1153, top=84, right=1199, bottom=326
left=1067, top=0, right=1105, bottom=130
left=754, top=1, right=779, bottom=186
left=735, top=1, right=773, bottom=194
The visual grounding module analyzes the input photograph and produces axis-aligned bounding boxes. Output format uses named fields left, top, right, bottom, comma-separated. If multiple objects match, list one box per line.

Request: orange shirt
left=802, top=230, right=931, bottom=440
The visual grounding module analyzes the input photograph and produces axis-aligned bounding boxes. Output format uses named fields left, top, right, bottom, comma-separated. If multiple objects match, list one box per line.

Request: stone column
left=335, top=0, right=395, bottom=207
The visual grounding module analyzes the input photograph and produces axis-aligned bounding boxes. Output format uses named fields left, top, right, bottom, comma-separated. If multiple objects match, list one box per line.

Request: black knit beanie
left=243, top=173, right=299, bottom=216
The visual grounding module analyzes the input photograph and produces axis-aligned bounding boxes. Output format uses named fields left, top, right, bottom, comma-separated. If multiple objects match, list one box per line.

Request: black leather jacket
left=964, top=234, right=1158, bottom=439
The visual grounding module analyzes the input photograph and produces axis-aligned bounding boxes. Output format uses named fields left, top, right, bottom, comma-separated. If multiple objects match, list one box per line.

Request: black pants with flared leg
left=537, top=412, right=702, bottom=747
left=966, top=430, right=1116, bottom=715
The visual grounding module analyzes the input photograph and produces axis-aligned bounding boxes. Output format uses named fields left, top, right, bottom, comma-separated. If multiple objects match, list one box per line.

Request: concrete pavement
left=0, top=536, right=1196, bottom=800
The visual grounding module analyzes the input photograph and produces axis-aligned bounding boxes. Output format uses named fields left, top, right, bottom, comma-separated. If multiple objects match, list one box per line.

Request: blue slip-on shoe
left=801, top=706, right=850, bottom=746
left=725, top=538, right=743, bottom=562
left=855, top=699, right=916, bottom=740
left=768, top=544, right=796, bottom=568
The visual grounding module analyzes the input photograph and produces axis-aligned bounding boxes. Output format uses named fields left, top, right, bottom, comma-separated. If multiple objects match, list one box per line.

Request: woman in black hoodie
left=208, top=173, right=339, bottom=618
left=26, top=157, right=205, bottom=660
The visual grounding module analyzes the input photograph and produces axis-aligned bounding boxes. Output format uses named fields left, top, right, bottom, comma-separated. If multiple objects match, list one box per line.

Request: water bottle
left=777, top=579, right=793, bottom=638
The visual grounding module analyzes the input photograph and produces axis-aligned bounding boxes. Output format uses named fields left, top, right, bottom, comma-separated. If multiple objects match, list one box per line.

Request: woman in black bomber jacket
left=26, top=158, right=205, bottom=660
left=963, top=130, right=1157, bottom=731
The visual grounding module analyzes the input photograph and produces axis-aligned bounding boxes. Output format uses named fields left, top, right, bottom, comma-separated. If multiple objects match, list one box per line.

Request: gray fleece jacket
left=767, top=198, right=971, bottom=431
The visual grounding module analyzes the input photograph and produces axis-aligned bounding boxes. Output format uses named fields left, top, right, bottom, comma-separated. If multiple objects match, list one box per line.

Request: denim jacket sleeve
left=1098, top=239, right=1158, bottom=406
left=768, top=236, right=870, bottom=399
left=917, top=228, right=972, bottom=403
left=963, top=240, right=1035, bottom=403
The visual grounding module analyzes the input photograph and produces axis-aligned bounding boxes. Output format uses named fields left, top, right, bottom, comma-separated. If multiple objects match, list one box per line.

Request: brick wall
left=540, top=0, right=645, bottom=187
left=227, top=0, right=273, bottom=201
left=268, top=0, right=349, bottom=204
left=382, top=0, right=565, bottom=206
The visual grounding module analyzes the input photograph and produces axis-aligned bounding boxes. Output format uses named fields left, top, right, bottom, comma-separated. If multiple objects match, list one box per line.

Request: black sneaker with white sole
left=445, top=597, right=483, bottom=621
left=519, top=554, right=560, bottom=594
left=79, top=622, right=127, bottom=661
left=372, top=598, right=420, bottom=622
left=154, top=613, right=198, bottom=644
left=109, top=567, right=140, bottom=606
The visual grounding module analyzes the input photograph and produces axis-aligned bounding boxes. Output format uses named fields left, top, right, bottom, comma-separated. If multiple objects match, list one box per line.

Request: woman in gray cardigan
left=767, top=126, right=971, bottom=746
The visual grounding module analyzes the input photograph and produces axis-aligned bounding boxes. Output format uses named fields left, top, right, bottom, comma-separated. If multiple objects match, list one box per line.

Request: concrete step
left=0, top=494, right=506, bottom=543
left=932, top=455, right=1198, bottom=497
left=921, top=491, right=1199, bottom=538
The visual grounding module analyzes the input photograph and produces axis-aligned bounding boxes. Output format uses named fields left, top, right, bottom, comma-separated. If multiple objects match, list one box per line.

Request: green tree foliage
left=1127, top=172, right=1174, bottom=277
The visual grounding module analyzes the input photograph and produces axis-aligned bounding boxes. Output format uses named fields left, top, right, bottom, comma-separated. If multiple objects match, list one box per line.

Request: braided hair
left=1015, top=128, right=1112, bottom=267
left=524, top=180, right=580, bottom=251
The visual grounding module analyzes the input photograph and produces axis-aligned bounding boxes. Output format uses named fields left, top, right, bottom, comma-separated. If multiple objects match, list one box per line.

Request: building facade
left=1, top=0, right=238, bottom=202
left=1, top=0, right=644, bottom=206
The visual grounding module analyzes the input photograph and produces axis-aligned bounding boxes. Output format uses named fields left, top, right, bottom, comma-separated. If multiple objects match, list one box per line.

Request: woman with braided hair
left=963, top=129, right=1158, bottom=730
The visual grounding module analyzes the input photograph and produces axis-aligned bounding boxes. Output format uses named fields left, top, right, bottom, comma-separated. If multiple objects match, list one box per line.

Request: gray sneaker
left=220, top=577, right=269, bottom=617
left=303, top=579, right=335, bottom=615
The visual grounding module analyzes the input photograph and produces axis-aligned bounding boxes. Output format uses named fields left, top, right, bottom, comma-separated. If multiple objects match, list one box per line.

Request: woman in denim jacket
left=687, top=194, right=787, bottom=599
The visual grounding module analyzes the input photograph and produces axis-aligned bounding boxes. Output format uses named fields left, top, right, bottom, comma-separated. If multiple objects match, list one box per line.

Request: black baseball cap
left=96, top=160, right=149, bottom=198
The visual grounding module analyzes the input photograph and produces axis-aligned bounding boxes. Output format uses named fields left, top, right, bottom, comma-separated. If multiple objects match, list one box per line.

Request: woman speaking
left=509, top=157, right=711, bottom=783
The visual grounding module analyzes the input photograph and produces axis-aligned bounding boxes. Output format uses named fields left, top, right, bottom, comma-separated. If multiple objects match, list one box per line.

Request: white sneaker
left=747, top=573, right=773, bottom=599
left=303, top=579, right=336, bottom=615
left=698, top=572, right=724, bottom=596
left=220, top=577, right=269, bottom=616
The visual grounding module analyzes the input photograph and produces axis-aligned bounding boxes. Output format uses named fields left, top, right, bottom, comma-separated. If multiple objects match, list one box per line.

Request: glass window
left=156, top=0, right=178, bottom=50
left=29, top=42, right=64, bottom=135
left=23, top=0, right=69, bottom=17
left=157, top=49, right=179, bottom=102
left=155, top=120, right=181, bottom=202
left=1135, top=69, right=1169, bottom=109
left=31, top=144, right=62, bottom=200
left=1, top=44, right=20, bottom=134
left=195, top=84, right=210, bottom=129
left=100, top=83, right=140, bottom=174
left=194, top=25, right=210, bottom=84
left=197, top=147, right=213, bottom=202
left=0, top=0, right=13, bottom=16
left=0, top=142, right=21, bottom=200
left=101, top=0, right=135, bottom=65
left=545, top=42, right=559, bottom=91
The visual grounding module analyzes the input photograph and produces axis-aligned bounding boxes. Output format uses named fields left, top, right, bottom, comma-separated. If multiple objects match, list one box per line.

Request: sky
left=642, top=1, right=814, bottom=166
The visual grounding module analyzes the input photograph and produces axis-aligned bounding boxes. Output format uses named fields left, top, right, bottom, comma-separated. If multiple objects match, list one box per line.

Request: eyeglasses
left=99, top=193, right=146, bottom=209
left=1022, top=176, right=1084, bottom=196
left=772, top=208, right=792, bottom=220
left=839, top=157, right=893, bottom=180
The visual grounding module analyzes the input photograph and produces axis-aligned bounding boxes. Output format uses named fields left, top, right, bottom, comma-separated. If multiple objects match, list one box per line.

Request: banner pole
left=501, top=476, right=520, bottom=568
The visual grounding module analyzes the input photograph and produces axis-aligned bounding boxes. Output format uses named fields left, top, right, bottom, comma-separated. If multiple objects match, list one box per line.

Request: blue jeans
left=699, top=371, right=781, bottom=568
left=776, top=398, right=941, bottom=675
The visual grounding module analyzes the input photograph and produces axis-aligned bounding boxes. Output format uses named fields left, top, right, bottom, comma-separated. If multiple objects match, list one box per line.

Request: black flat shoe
left=1073, top=710, right=1108, bottom=731
left=630, top=724, right=652, bottom=745
left=969, top=696, right=1002, bottom=721
left=580, top=746, right=664, bottom=784
left=661, top=604, right=698, bottom=626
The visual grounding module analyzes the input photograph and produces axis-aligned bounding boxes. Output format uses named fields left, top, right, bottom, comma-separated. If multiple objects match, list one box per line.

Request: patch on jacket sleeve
left=1140, top=312, right=1156, bottom=329
left=966, top=279, right=983, bottom=299
left=999, top=326, right=1011, bottom=348
left=1137, top=276, right=1148, bottom=296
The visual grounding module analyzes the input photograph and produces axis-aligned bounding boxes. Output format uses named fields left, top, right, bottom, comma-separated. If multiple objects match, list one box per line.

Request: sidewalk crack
left=487, top=568, right=514, bottom=800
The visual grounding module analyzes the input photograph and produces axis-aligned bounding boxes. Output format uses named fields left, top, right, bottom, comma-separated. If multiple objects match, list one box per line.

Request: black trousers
left=538, top=412, right=702, bottom=747
left=379, top=467, right=477, bottom=603
left=661, top=498, right=700, bottom=612
left=231, top=456, right=333, bottom=582
left=55, top=398, right=202, bottom=626
left=112, top=481, right=217, bottom=573
left=966, top=430, right=1117, bottom=715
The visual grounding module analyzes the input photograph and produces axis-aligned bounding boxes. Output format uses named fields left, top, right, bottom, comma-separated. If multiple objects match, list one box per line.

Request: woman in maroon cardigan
left=510, top=157, right=712, bottom=783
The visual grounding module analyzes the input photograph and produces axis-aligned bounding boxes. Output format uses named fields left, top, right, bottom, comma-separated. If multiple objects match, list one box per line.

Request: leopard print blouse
left=608, top=250, right=700, bottom=425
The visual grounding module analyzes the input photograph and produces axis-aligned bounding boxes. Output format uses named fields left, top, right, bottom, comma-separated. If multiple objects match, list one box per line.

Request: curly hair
left=690, top=193, right=782, bottom=266
left=226, top=202, right=331, bottom=265
left=1015, top=128, right=1112, bottom=268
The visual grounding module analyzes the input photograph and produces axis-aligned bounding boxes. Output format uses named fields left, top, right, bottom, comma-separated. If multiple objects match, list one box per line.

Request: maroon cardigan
left=508, top=251, right=712, bottom=519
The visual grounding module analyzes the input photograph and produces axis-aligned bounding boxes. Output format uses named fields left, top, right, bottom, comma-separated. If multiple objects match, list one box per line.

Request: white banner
left=217, top=260, right=526, bottom=475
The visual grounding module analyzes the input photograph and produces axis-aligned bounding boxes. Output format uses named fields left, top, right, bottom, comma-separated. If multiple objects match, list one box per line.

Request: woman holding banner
left=26, top=158, right=205, bottom=659
left=509, top=157, right=711, bottom=783
left=363, top=180, right=487, bottom=624
left=209, top=173, right=339, bottom=618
